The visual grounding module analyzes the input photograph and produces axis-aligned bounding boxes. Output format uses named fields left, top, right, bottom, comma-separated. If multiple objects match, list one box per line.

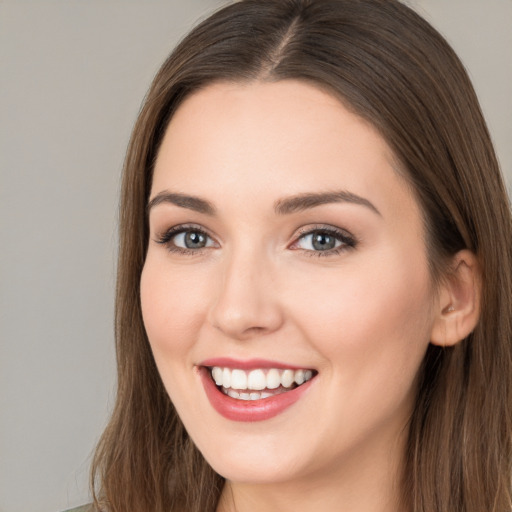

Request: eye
left=291, top=226, right=356, bottom=256
left=156, top=225, right=217, bottom=253
left=174, top=230, right=213, bottom=249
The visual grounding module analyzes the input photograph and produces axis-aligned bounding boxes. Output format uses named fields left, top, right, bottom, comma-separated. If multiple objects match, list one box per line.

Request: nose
left=208, top=249, right=284, bottom=340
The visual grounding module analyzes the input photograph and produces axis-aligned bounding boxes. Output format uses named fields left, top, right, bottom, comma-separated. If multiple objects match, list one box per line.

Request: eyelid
left=154, top=223, right=219, bottom=253
left=153, top=222, right=356, bottom=257
left=289, top=224, right=357, bottom=254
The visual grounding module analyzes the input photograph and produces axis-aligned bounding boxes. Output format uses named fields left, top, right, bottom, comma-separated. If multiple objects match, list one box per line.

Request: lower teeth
left=221, top=385, right=295, bottom=401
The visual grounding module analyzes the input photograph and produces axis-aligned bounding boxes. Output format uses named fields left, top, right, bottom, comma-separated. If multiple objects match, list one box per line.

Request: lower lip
left=199, top=367, right=314, bottom=422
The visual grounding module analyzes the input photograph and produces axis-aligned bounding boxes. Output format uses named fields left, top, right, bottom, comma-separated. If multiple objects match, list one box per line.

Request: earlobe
left=430, top=250, right=482, bottom=347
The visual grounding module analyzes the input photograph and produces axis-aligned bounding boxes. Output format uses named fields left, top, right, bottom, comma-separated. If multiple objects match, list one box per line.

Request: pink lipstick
left=198, top=359, right=316, bottom=422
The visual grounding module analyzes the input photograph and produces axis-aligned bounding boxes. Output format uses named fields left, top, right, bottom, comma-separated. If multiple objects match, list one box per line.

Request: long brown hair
left=91, top=1, right=512, bottom=510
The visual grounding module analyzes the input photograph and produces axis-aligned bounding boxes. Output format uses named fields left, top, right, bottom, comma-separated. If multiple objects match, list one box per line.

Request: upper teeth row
left=211, top=367, right=314, bottom=390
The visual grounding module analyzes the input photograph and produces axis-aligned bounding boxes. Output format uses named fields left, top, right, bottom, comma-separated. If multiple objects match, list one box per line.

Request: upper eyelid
left=156, top=223, right=215, bottom=238
left=153, top=224, right=215, bottom=247
left=293, top=224, right=355, bottom=239
left=290, top=225, right=357, bottom=250
left=154, top=223, right=356, bottom=247
left=154, top=225, right=219, bottom=255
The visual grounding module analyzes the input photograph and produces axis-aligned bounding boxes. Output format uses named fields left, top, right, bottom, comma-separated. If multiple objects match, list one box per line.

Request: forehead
left=152, top=80, right=418, bottom=224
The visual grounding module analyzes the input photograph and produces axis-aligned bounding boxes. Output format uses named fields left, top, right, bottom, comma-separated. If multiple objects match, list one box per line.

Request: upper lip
left=199, top=357, right=315, bottom=371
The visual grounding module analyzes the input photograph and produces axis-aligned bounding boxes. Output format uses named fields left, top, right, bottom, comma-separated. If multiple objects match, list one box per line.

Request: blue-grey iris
left=312, top=232, right=336, bottom=251
left=185, top=231, right=207, bottom=249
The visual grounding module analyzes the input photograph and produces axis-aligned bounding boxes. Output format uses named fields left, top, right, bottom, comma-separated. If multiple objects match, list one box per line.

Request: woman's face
left=141, top=80, right=439, bottom=486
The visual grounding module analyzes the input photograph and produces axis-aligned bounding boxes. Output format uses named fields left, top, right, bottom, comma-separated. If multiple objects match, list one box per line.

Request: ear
left=430, top=250, right=482, bottom=347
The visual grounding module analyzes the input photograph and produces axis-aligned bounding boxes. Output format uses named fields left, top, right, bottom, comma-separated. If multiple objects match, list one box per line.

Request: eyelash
left=291, top=225, right=357, bottom=257
left=154, top=224, right=357, bottom=258
left=155, top=224, right=214, bottom=256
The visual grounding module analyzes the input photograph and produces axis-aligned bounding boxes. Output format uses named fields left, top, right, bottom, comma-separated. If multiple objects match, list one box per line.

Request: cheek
left=287, top=250, right=434, bottom=384
left=140, top=257, right=212, bottom=358
left=282, top=254, right=434, bottom=449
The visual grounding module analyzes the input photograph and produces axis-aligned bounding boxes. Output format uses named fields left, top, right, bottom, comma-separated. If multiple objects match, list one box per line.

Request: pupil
left=185, top=231, right=206, bottom=249
left=312, top=232, right=335, bottom=251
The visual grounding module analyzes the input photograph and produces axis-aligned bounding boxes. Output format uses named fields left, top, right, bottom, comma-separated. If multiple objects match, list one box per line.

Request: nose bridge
left=209, top=241, right=283, bottom=339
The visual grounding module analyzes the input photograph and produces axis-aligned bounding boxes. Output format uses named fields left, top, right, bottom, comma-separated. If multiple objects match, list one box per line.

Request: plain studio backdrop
left=0, top=1, right=510, bottom=511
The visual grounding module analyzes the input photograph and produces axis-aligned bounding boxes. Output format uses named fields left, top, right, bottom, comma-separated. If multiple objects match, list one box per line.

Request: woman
left=90, top=0, right=512, bottom=511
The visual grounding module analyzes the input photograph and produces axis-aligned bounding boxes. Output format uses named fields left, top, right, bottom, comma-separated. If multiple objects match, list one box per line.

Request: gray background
left=1, top=1, right=510, bottom=511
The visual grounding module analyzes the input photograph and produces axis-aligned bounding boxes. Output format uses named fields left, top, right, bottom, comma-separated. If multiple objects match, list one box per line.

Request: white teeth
left=247, top=369, right=266, bottom=390
left=224, top=390, right=275, bottom=401
left=210, top=366, right=315, bottom=393
left=212, top=366, right=223, bottom=386
left=231, top=369, right=247, bottom=390
left=281, top=369, right=294, bottom=388
left=222, top=368, right=231, bottom=388
left=294, top=369, right=305, bottom=385
left=266, top=368, right=281, bottom=389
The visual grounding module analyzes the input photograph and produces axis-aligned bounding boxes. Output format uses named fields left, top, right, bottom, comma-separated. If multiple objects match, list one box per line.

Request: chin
left=204, top=450, right=302, bottom=484
left=189, top=425, right=315, bottom=485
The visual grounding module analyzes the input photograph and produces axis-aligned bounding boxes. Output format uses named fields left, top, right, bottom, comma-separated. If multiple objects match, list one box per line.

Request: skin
left=141, top=80, right=458, bottom=512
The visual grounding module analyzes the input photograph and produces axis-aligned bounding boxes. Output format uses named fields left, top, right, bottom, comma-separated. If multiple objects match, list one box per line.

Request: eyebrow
left=147, top=189, right=380, bottom=217
left=147, top=192, right=216, bottom=216
left=274, top=190, right=381, bottom=216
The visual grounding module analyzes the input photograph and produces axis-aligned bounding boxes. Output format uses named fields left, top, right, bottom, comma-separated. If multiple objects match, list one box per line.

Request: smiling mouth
left=209, top=366, right=316, bottom=401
